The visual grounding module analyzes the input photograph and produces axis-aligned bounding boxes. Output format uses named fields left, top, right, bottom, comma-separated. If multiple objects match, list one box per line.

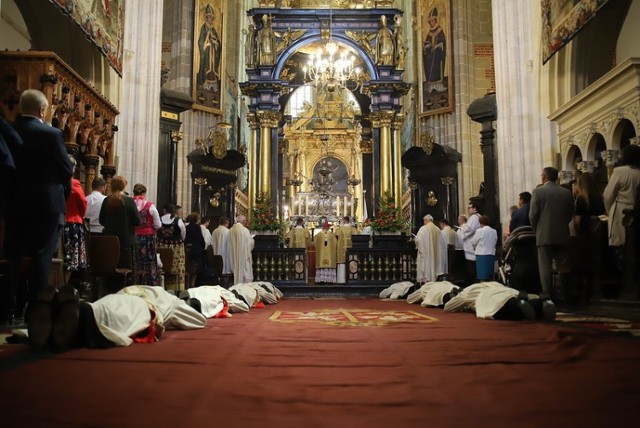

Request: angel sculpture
left=275, top=28, right=306, bottom=55
left=345, top=30, right=377, bottom=58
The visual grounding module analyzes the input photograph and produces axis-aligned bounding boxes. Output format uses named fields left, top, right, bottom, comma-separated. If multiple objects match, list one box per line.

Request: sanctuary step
left=276, top=284, right=387, bottom=298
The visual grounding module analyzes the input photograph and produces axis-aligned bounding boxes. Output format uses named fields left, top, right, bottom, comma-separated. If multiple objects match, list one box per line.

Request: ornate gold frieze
left=257, top=110, right=282, bottom=128
left=369, top=111, right=395, bottom=128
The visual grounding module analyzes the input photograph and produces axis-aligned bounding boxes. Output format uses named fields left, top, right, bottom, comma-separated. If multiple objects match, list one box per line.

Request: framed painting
left=418, top=0, right=454, bottom=117
left=193, top=0, right=224, bottom=114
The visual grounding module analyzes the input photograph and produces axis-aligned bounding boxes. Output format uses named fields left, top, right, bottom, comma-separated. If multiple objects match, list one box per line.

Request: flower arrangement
left=370, top=191, right=406, bottom=232
left=250, top=192, right=286, bottom=231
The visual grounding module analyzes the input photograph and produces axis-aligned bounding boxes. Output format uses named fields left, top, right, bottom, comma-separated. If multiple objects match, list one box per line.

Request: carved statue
left=243, top=22, right=256, bottom=68
left=275, top=28, right=306, bottom=55
left=393, top=14, right=405, bottom=66
left=345, top=30, right=377, bottom=58
left=375, top=15, right=395, bottom=66
left=257, top=14, right=276, bottom=66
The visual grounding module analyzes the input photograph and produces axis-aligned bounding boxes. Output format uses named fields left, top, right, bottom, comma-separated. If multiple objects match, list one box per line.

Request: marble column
left=492, top=0, right=559, bottom=227
left=116, top=0, right=163, bottom=201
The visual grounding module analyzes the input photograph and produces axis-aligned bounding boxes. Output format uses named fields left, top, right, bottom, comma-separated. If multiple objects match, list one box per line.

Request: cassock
left=335, top=224, right=356, bottom=283
left=229, top=223, right=255, bottom=284
left=314, top=228, right=337, bottom=284
left=90, top=286, right=207, bottom=347
left=415, top=222, right=447, bottom=283
left=212, top=225, right=231, bottom=274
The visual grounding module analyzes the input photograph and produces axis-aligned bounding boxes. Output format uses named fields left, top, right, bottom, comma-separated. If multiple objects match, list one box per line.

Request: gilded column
left=256, top=110, right=280, bottom=197
left=370, top=111, right=395, bottom=196
left=393, top=113, right=405, bottom=211
left=247, top=114, right=259, bottom=223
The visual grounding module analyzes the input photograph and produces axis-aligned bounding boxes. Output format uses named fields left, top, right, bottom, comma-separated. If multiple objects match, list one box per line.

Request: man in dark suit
left=529, top=167, right=574, bottom=297
left=1, top=116, right=24, bottom=324
left=509, top=191, right=531, bottom=232
left=11, top=89, right=73, bottom=315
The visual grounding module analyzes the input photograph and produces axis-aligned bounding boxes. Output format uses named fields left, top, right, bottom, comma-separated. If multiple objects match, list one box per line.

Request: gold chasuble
left=335, top=225, right=355, bottom=264
left=289, top=227, right=311, bottom=249
left=314, top=229, right=337, bottom=268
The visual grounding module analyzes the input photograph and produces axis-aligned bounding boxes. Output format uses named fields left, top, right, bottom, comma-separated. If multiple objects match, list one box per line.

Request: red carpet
left=1, top=298, right=639, bottom=427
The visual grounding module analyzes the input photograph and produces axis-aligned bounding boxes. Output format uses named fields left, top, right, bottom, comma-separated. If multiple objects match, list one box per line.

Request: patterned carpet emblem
left=269, top=308, right=439, bottom=327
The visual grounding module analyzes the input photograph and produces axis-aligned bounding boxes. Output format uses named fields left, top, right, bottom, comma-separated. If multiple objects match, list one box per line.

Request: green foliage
left=370, top=191, right=405, bottom=232
left=249, top=192, right=286, bottom=231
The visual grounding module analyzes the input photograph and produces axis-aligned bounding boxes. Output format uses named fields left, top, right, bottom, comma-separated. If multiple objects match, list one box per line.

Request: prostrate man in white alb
left=414, top=214, right=447, bottom=283
left=229, top=215, right=255, bottom=284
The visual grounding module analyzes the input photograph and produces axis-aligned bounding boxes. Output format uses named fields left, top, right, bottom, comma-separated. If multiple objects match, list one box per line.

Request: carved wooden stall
left=0, top=51, right=119, bottom=194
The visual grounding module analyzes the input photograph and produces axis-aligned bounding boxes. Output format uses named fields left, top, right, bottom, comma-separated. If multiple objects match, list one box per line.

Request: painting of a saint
left=419, top=0, right=453, bottom=116
left=193, top=0, right=224, bottom=113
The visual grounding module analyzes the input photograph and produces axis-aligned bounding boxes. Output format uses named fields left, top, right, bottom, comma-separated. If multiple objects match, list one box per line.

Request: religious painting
left=192, top=0, right=224, bottom=114
left=48, top=0, right=125, bottom=75
left=542, top=0, right=611, bottom=64
left=418, top=0, right=454, bottom=117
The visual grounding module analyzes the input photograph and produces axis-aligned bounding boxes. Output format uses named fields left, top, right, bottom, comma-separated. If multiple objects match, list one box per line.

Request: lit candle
left=343, top=196, right=347, bottom=218
left=336, top=196, right=340, bottom=217
left=298, top=194, right=302, bottom=216
left=305, top=196, right=309, bottom=217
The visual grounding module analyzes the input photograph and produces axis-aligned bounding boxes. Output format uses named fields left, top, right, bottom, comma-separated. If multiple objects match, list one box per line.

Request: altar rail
left=346, top=248, right=416, bottom=285
left=252, top=248, right=306, bottom=285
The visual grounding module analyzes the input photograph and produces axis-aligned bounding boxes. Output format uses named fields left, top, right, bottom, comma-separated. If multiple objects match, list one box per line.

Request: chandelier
left=302, top=8, right=362, bottom=93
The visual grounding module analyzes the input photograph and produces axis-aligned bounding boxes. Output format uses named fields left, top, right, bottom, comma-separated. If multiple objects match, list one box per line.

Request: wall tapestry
left=193, top=0, right=224, bottom=114
left=542, top=0, right=611, bottom=64
left=48, top=0, right=125, bottom=76
left=418, top=0, right=454, bottom=117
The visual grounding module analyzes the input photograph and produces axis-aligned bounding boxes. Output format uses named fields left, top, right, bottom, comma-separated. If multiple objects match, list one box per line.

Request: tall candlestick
left=305, top=196, right=309, bottom=217
left=343, top=196, right=347, bottom=218
left=336, top=196, right=340, bottom=218
left=298, top=194, right=302, bottom=216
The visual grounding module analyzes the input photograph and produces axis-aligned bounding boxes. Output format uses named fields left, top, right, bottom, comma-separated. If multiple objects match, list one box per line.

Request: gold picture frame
left=418, top=0, right=454, bottom=117
left=192, top=0, right=225, bottom=114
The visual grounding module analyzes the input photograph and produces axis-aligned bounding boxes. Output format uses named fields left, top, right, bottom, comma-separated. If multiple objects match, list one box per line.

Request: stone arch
left=565, top=145, right=583, bottom=171
left=585, top=132, right=607, bottom=160
left=311, top=155, right=349, bottom=193
left=274, top=35, right=378, bottom=83
left=611, top=118, right=637, bottom=150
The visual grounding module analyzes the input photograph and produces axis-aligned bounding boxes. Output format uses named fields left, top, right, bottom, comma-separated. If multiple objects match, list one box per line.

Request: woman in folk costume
left=336, top=216, right=356, bottom=284
left=63, top=155, right=87, bottom=287
left=157, top=203, right=186, bottom=290
left=132, top=183, right=161, bottom=286
left=314, top=222, right=338, bottom=284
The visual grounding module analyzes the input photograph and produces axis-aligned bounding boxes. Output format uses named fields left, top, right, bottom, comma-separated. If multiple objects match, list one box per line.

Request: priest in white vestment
left=212, top=216, right=232, bottom=274
left=414, top=214, right=447, bottom=283
left=229, top=215, right=255, bottom=284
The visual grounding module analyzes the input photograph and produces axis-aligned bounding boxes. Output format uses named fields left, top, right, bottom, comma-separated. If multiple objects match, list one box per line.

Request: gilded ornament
left=211, top=132, right=228, bottom=159
left=426, top=190, right=438, bottom=206
left=420, top=131, right=435, bottom=155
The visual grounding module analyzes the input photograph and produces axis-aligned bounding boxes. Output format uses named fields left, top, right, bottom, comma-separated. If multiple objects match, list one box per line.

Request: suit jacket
left=12, top=116, right=73, bottom=214
left=529, top=181, right=574, bottom=246
left=509, top=204, right=530, bottom=232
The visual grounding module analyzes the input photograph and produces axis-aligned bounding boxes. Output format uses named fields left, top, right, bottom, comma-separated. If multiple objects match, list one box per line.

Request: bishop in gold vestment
left=314, top=223, right=337, bottom=284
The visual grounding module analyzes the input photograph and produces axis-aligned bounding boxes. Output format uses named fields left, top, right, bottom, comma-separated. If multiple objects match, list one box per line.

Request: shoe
left=78, top=300, right=113, bottom=349
left=518, top=299, right=536, bottom=321
left=51, top=285, right=80, bottom=352
left=27, top=285, right=57, bottom=351
left=541, top=299, right=557, bottom=322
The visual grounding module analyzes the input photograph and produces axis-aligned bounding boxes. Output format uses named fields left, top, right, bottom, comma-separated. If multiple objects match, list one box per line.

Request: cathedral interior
left=1, top=1, right=640, bottom=426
